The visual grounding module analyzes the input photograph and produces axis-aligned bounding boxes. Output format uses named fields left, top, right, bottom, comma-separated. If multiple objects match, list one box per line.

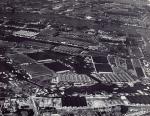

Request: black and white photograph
left=0, top=0, right=150, bottom=116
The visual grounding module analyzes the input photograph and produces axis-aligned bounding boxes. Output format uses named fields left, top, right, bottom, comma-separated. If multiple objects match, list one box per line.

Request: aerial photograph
left=1, top=0, right=150, bottom=116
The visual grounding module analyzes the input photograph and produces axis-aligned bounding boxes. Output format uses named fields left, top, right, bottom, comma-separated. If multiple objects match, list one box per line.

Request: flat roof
left=0, top=61, right=13, bottom=72
left=126, top=95, right=150, bottom=104
left=95, top=63, right=113, bottom=72
left=93, top=56, right=108, bottom=63
left=21, top=63, right=54, bottom=78
left=13, top=30, right=38, bottom=38
left=62, top=96, right=87, bottom=107
left=44, top=62, right=70, bottom=72
left=7, top=54, right=35, bottom=65
left=27, top=52, right=53, bottom=61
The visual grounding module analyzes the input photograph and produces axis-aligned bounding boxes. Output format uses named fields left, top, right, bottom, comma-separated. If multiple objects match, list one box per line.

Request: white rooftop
left=13, top=30, right=38, bottom=38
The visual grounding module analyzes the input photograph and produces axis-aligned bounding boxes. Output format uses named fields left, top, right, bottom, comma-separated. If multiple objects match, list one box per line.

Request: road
left=136, top=28, right=150, bottom=61
left=30, top=96, right=39, bottom=116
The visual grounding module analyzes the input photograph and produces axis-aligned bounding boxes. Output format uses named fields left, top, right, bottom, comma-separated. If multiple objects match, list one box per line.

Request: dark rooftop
left=127, top=95, right=150, bottom=104
left=62, top=96, right=87, bottom=107
left=95, top=63, right=113, bottom=72
left=44, top=62, right=70, bottom=72
left=93, top=56, right=108, bottom=64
